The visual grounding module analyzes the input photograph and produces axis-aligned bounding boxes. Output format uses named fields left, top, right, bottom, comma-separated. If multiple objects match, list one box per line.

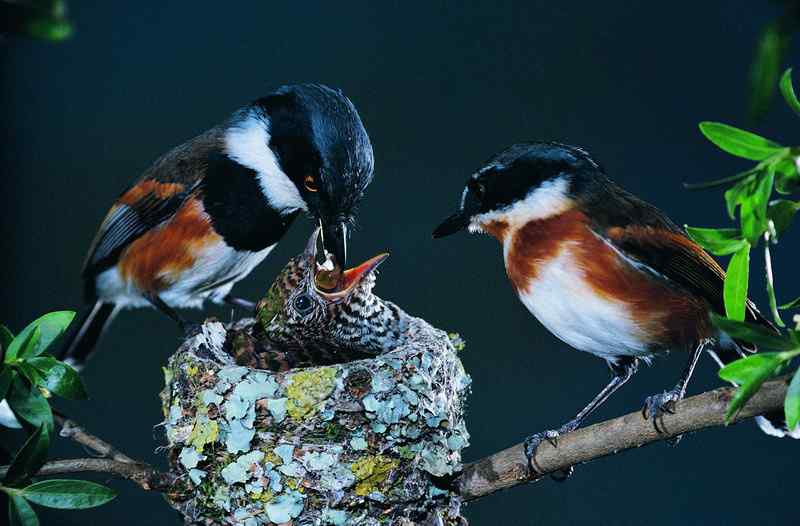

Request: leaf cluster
left=0, top=312, right=116, bottom=525
left=688, top=69, right=800, bottom=429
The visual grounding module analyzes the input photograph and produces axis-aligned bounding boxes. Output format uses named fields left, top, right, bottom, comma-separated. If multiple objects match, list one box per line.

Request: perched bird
left=230, top=228, right=409, bottom=371
left=58, top=84, right=374, bottom=368
left=432, top=142, right=793, bottom=472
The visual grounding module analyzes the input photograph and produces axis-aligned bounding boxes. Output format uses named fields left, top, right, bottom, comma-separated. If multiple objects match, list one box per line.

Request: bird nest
left=159, top=317, right=470, bottom=525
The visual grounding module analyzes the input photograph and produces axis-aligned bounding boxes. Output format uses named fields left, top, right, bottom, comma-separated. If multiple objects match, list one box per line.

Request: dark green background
left=2, top=2, right=799, bottom=524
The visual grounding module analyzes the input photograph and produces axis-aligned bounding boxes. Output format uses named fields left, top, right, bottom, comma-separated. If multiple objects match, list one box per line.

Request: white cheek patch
left=225, top=110, right=308, bottom=214
left=470, top=176, right=573, bottom=232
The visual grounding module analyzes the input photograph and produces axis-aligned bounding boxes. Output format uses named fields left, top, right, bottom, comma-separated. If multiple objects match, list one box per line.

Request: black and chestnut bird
left=433, top=142, right=794, bottom=471
left=58, top=84, right=374, bottom=368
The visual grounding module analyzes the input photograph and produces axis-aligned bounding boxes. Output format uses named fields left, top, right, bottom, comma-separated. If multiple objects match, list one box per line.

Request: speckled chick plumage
left=230, top=231, right=409, bottom=370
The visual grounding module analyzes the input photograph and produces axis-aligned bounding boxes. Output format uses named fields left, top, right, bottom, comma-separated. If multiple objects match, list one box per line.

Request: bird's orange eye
left=304, top=175, right=318, bottom=192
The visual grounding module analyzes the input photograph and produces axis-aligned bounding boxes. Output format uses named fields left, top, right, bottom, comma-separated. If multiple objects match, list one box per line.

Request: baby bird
left=230, top=229, right=410, bottom=370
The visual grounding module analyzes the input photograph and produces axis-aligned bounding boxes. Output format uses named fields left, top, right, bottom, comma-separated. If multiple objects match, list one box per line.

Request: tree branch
left=0, top=411, right=176, bottom=492
left=0, top=458, right=173, bottom=492
left=456, top=375, right=790, bottom=501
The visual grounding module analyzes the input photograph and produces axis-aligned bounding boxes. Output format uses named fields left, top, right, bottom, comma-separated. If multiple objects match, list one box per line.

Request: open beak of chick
left=303, top=228, right=389, bottom=301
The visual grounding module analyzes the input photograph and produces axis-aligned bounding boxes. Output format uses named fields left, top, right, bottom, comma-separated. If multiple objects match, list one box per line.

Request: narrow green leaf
left=0, top=367, right=14, bottom=401
left=6, top=376, right=53, bottom=432
left=768, top=199, right=799, bottom=236
left=723, top=244, right=750, bottom=321
left=774, top=157, right=800, bottom=194
left=779, top=68, right=800, bottom=117
left=719, top=353, right=783, bottom=422
left=780, top=297, right=800, bottom=310
left=699, top=122, right=783, bottom=160
left=763, top=242, right=784, bottom=328
left=740, top=168, right=775, bottom=244
left=710, top=313, right=795, bottom=350
left=8, top=494, right=39, bottom=526
left=27, top=357, right=87, bottom=400
left=19, top=312, right=75, bottom=359
left=749, top=23, right=790, bottom=120
left=724, top=175, right=755, bottom=220
left=21, top=480, right=117, bottom=509
left=1, top=326, right=14, bottom=353
left=5, top=328, right=40, bottom=365
left=4, top=425, right=50, bottom=485
left=685, top=226, right=747, bottom=255
left=786, top=368, right=800, bottom=431
left=719, top=352, right=783, bottom=384
left=683, top=170, right=754, bottom=190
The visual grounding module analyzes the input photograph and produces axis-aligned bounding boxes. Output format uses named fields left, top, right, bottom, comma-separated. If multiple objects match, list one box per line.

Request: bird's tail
left=56, top=301, right=118, bottom=370
left=710, top=306, right=800, bottom=439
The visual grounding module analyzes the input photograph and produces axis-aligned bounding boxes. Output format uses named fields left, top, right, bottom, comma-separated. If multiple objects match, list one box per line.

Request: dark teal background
left=2, top=2, right=799, bottom=524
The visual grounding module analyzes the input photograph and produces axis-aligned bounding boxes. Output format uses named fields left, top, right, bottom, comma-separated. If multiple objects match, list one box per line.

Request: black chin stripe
left=201, top=152, right=298, bottom=252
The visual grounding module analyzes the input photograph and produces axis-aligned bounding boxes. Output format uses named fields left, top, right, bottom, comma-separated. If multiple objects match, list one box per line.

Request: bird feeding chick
left=228, top=229, right=411, bottom=370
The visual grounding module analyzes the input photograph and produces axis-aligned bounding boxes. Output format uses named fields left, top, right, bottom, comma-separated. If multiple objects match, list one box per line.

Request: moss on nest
left=160, top=317, right=470, bottom=525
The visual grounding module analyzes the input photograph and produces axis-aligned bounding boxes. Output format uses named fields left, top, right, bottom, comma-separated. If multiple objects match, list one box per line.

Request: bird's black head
left=432, top=142, right=605, bottom=237
left=226, top=84, right=374, bottom=267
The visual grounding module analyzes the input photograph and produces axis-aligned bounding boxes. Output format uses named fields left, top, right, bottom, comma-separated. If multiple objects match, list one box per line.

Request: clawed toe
left=642, top=389, right=681, bottom=426
left=524, top=427, right=576, bottom=481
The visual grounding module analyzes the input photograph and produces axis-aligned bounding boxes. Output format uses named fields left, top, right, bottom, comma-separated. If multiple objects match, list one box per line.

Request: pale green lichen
left=286, top=367, right=337, bottom=420
left=351, top=455, right=400, bottom=496
left=162, top=318, right=470, bottom=525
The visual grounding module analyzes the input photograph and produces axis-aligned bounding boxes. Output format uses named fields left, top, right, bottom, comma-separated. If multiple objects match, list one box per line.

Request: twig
left=53, top=412, right=136, bottom=464
left=456, top=375, right=790, bottom=501
left=0, top=411, right=175, bottom=492
left=0, top=458, right=174, bottom=492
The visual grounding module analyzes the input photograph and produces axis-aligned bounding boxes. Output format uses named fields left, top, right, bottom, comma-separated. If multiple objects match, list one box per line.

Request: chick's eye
left=303, top=175, right=318, bottom=192
left=293, top=294, right=313, bottom=314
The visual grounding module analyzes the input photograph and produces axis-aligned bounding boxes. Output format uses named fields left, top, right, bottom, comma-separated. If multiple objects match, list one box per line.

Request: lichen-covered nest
left=160, top=318, right=470, bottom=525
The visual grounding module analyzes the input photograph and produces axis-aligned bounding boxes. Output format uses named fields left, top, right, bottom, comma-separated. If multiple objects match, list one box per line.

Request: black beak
left=432, top=211, right=470, bottom=239
left=321, top=220, right=348, bottom=268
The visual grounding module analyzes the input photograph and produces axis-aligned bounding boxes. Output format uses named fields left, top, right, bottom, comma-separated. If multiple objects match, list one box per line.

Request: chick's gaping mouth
left=304, top=228, right=388, bottom=300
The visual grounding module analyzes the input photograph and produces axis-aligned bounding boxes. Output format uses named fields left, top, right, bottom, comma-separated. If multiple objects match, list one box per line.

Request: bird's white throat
left=225, top=109, right=308, bottom=215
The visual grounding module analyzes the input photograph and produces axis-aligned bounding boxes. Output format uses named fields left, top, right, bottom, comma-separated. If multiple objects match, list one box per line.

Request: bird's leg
left=223, top=294, right=257, bottom=312
left=145, top=294, right=201, bottom=337
left=525, top=356, right=639, bottom=480
left=643, top=341, right=705, bottom=429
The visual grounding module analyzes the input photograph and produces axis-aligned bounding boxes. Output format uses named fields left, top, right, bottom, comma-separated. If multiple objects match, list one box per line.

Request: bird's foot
left=524, top=422, right=579, bottom=481
left=642, top=388, right=682, bottom=428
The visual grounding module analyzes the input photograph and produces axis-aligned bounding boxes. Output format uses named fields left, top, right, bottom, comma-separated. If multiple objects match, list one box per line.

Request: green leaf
left=21, top=480, right=117, bottom=509
left=0, top=367, right=14, bottom=401
left=14, top=364, right=45, bottom=389
left=27, top=357, right=87, bottom=400
left=19, top=312, right=75, bottom=359
left=6, top=376, right=53, bottom=432
left=719, top=352, right=783, bottom=384
left=719, top=353, right=783, bottom=422
left=779, top=68, right=800, bottom=117
left=4, top=425, right=50, bottom=485
left=685, top=226, right=747, bottom=256
left=786, top=368, right=800, bottom=431
left=711, top=313, right=795, bottom=350
left=740, top=168, right=775, bottom=244
left=781, top=297, right=800, bottom=310
left=1, top=326, right=14, bottom=353
left=5, top=327, right=40, bottom=364
left=724, top=175, right=755, bottom=220
left=767, top=199, right=799, bottom=236
left=723, top=244, right=750, bottom=321
left=748, top=23, right=790, bottom=121
left=8, top=494, right=39, bottom=526
left=763, top=243, right=784, bottom=328
left=699, top=122, right=783, bottom=161
left=774, top=157, right=800, bottom=194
